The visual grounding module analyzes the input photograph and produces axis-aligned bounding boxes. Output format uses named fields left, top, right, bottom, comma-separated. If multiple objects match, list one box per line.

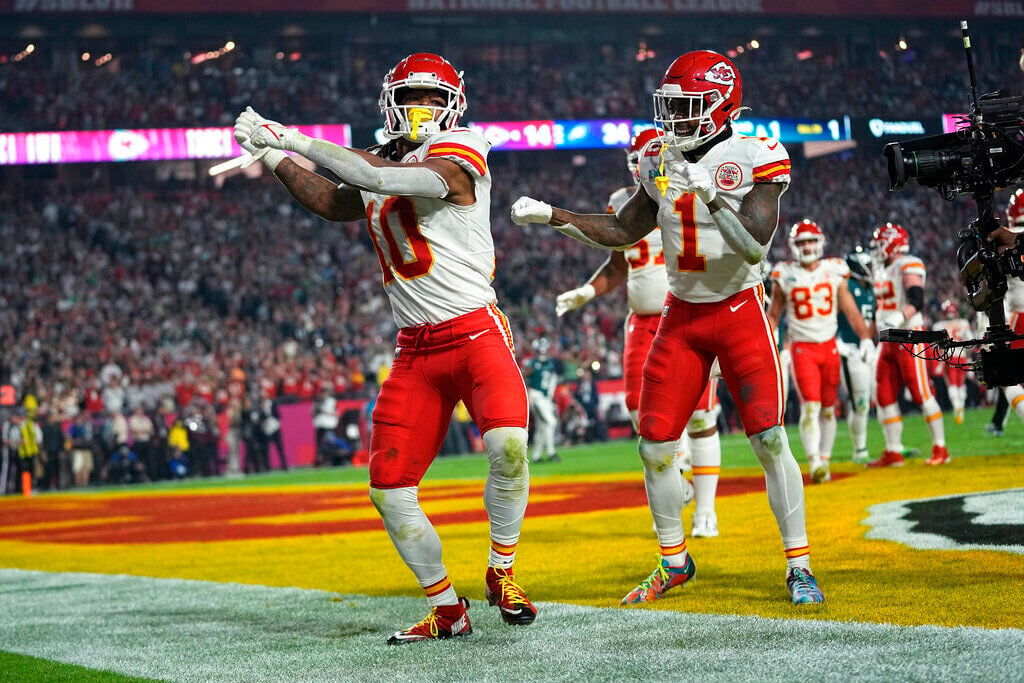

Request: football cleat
left=867, top=450, right=904, bottom=468
left=691, top=510, right=719, bottom=538
left=621, top=555, right=696, bottom=605
left=809, top=456, right=831, bottom=483
left=925, top=445, right=951, bottom=466
left=985, top=423, right=1004, bottom=437
left=787, top=567, right=824, bottom=605
left=386, top=597, right=471, bottom=645
left=851, top=448, right=870, bottom=464
left=485, top=567, right=537, bottom=626
left=955, top=408, right=965, bottom=425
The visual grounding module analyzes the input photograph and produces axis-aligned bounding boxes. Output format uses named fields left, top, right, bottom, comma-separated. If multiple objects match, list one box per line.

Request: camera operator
left=869, top=223, right=950, bottom=468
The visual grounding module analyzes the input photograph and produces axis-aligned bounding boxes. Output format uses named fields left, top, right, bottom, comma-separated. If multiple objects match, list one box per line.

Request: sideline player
left=235, top=53, right=535, bottom=643
left=556, top=128, right=718, bottom=536
left=836, top=247, right=877, bottom=463
left=523, top=338, right=561, bottom=463
left=930, top=300, right=972, bottom=425
left=512, top=50, right=823, bottom=605
left=993, top=190, right=1024, bottom=427
left=870, top=223, right=950, bottom=467
left=768, top=220, right=874, bottom=483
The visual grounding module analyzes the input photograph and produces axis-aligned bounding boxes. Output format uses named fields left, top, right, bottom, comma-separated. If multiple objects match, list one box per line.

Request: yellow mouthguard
left=408, top=107, right=433, bottom=141
left=655, top=145, right=670, bottom=196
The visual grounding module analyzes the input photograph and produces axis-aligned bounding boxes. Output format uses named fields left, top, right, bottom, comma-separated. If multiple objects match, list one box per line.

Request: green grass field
left=1, top=407, right=1021, bottom=681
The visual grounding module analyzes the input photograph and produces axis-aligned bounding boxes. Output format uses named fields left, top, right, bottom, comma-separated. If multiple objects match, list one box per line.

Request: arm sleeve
left=301, top=139, right=450, bottom=199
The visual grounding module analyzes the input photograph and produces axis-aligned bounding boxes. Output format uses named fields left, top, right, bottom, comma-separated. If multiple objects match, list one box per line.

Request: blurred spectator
left=67, top=411, right=96, bottom=488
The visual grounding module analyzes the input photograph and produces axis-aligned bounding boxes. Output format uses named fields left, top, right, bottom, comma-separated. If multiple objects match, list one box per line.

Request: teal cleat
left=787, top=567, right=825, bottom=605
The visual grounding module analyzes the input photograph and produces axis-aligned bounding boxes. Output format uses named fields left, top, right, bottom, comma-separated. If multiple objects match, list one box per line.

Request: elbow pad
left=906, top=285, right=924, bottom=311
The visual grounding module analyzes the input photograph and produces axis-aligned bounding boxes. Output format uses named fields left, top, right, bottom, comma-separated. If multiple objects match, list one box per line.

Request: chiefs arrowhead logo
left=704, top=62, right=736, bottom=87
left=108, top=130, right=150, bottom=161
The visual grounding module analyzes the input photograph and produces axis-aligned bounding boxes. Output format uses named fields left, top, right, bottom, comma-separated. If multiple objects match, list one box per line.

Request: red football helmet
left=871, top=223, right=910, bottom=264
left=627, top=128, right=664, bottom=180
left=788, top=220, right=825, bottom=265
left=1007, top=188, right=1024, bottom=230
left=379, top=53, right=467, bottom=142
left=940, top=299, right=958, bottom=319
left=653, top=50, right=743, bottom=151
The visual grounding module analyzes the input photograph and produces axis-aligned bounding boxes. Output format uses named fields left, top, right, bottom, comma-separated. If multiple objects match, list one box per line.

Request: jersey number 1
left=674, top=194, right=706, bottom=272
left=366, top=197, right=435, bottom=284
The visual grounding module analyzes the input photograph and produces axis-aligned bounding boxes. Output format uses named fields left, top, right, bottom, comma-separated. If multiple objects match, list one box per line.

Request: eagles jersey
left=637, top=131, right=791, bottom=303
left=874, top=254, right=926, bottom=329
left=524, top=357, right=559, bottom=398
left=608, top=185, right=670, bottom=316
left=359, top=128, right=496, bottom=328
left=771, top=258, right=849, bottom=343
left=837, top=278, right=875, bottom=345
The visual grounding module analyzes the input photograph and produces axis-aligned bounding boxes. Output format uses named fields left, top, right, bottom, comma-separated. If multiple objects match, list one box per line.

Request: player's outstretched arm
left=556, top=251, right=628, bottom=316
left=511, top=187, right=658, bottom=249
left=273, top=159, right=367, bottom=222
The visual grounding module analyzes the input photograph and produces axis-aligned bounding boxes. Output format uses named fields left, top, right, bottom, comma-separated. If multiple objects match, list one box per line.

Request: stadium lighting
left=81, top=52, right=91, bottom=61
left=797, top=50, right=814, bottom=61
left=726, top=49, right=738, bottom=58
left=897, top=38, right=908, bottom=50
left=737, top=45, right=745, bottom=54
left=750, top=39, right=760, bottom=49
left=225, top=41, right=235, bottom=51
left=276, top=51, right=285, bottom=60
left=25, top=44, right=34, bottom=53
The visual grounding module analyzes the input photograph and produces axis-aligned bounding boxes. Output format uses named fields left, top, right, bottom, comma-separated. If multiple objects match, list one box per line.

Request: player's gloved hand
left=878, top=310, right=906, bottom=330
left=555, top=284, right=596, bottom=317
left=676, top=161, right=717, bottom=204
left=858, top=338, right=876, bottom=363
left=234, top=107, right=286, bottom=170
left=243, top=110, right=308, bottom=153
left=511, top=196, right=553, bottom=226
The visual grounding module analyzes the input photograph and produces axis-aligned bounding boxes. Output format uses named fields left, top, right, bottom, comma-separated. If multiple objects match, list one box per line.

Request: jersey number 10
left=366, top=197, right=435, bottom=284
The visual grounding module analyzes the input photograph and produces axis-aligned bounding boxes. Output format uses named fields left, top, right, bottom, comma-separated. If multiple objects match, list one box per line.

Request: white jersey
left=932, top=318, right=971, bottom=342
left=359, top=128, right=496, bottom=328
left=637, top=131, right=791, bottom=303
left=873, top=254, right=926, bottom=329
left=1006, top=277, right=1024, bottom=315
left=608, top=186, right=670, bottom=316
left=771, top=258, right=849, bottom=343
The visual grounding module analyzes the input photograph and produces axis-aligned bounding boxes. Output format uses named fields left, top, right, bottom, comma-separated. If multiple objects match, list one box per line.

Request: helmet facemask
left=380, top=74, right=466, bottom=143
left=653, top=85, right=730, bottom=151
left=791, top=237, right=824, bottom=265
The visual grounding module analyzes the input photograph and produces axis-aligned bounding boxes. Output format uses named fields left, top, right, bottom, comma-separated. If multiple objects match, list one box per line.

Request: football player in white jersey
left=556, top=128, right=721, bottom=538
left=512, top=50, right=823, bottom=605
left=930, top=300, right=972, bottom=424
left=870, top=223, right=950, bottom=467
left=995, top=191, right=1024, bottom=426
left=235, top=53, right=536, bottom=643
left=768, top=220, right=874, bottom=484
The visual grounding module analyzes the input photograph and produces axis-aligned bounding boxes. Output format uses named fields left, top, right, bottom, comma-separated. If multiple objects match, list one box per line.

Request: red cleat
left=486, top=567, right=537, bottom=625
left=386, top=598, right=471, bottom=645
left=867, top=450, right=905, bottom=468
left=925, top=445, right=951, bottom=466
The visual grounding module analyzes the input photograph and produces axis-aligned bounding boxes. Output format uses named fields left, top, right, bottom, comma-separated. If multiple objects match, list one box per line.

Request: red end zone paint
left=0, top=474, right=846, bottom=544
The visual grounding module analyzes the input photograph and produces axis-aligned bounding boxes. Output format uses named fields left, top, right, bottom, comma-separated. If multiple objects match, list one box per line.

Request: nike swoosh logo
left=500, top=607, right=524, bottom=615
left=729, top=301, right=747, bottom=312
left=767, top=142, right=778, bottom=150
left=468, top=330, right=489, bottom=340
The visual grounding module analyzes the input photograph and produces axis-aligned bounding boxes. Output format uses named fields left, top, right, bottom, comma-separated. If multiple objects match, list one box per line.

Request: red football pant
left=876, top=340, right=934, bottom=406
left=790, top=339, right=840, bottom=407
left=625, top=311, right=718, bottom=417
left=639, top=286, right=782, bottom=439
left=369, top=305, right=528, bottom=489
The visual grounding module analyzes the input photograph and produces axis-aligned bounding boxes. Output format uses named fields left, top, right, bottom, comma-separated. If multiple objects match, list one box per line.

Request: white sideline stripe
left=1, top=570, right=1023, bottom=682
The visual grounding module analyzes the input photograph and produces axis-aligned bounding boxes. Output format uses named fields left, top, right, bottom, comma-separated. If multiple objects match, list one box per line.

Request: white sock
left=749, top=426, right=810, bottom=572
left=370, top=486, right=458, bottom=606
left=639, top=437, right=687, bottom=567
left=798, top=401, right=822, bottom=460
left=849, top=394, right=869, bottom=454
left=922, top=396, right=945, bottom=447
left=483, top=427, right=529, bottom=569
left=949, top=385, right=965, bottom=413
left=818, top=406, right=837, bottom=462
left=878, top=403, right=904, bottom=452
left=1007, top=385, right=1024, bottom=420
left=675, top=432, right=692, bottom=473
left=690, top=431, right=720, bottom=515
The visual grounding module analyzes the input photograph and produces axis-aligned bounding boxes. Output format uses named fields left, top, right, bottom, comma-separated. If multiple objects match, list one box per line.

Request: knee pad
left=369, top=486, right=420, bottom=526
left=483, top=426, right=529, bottom=479
left=639, top=437, right=678, bottom=472
left=749, top=425, right=784, bottom=465
left=799, top=402, right=821, bottom=429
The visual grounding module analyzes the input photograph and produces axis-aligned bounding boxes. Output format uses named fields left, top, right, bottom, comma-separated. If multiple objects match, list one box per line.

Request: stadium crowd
left=2, top=34, right=1020, bottom=132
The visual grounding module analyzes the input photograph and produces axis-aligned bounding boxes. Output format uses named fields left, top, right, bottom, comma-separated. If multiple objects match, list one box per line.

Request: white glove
left=709, top=357, right=723, bottom=380
left=233, top=107, right=286, bottom=170
left=676, top=161, right=717, bottom=204
left=243, top=110, right=307, bottom=153
left=858, top=338, right=876, bottom=364
left=511, top=196, right=553, bottom=226
left=878, top=310, right=906, bottom=330
left=556, top=284, right=596, bottom=317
